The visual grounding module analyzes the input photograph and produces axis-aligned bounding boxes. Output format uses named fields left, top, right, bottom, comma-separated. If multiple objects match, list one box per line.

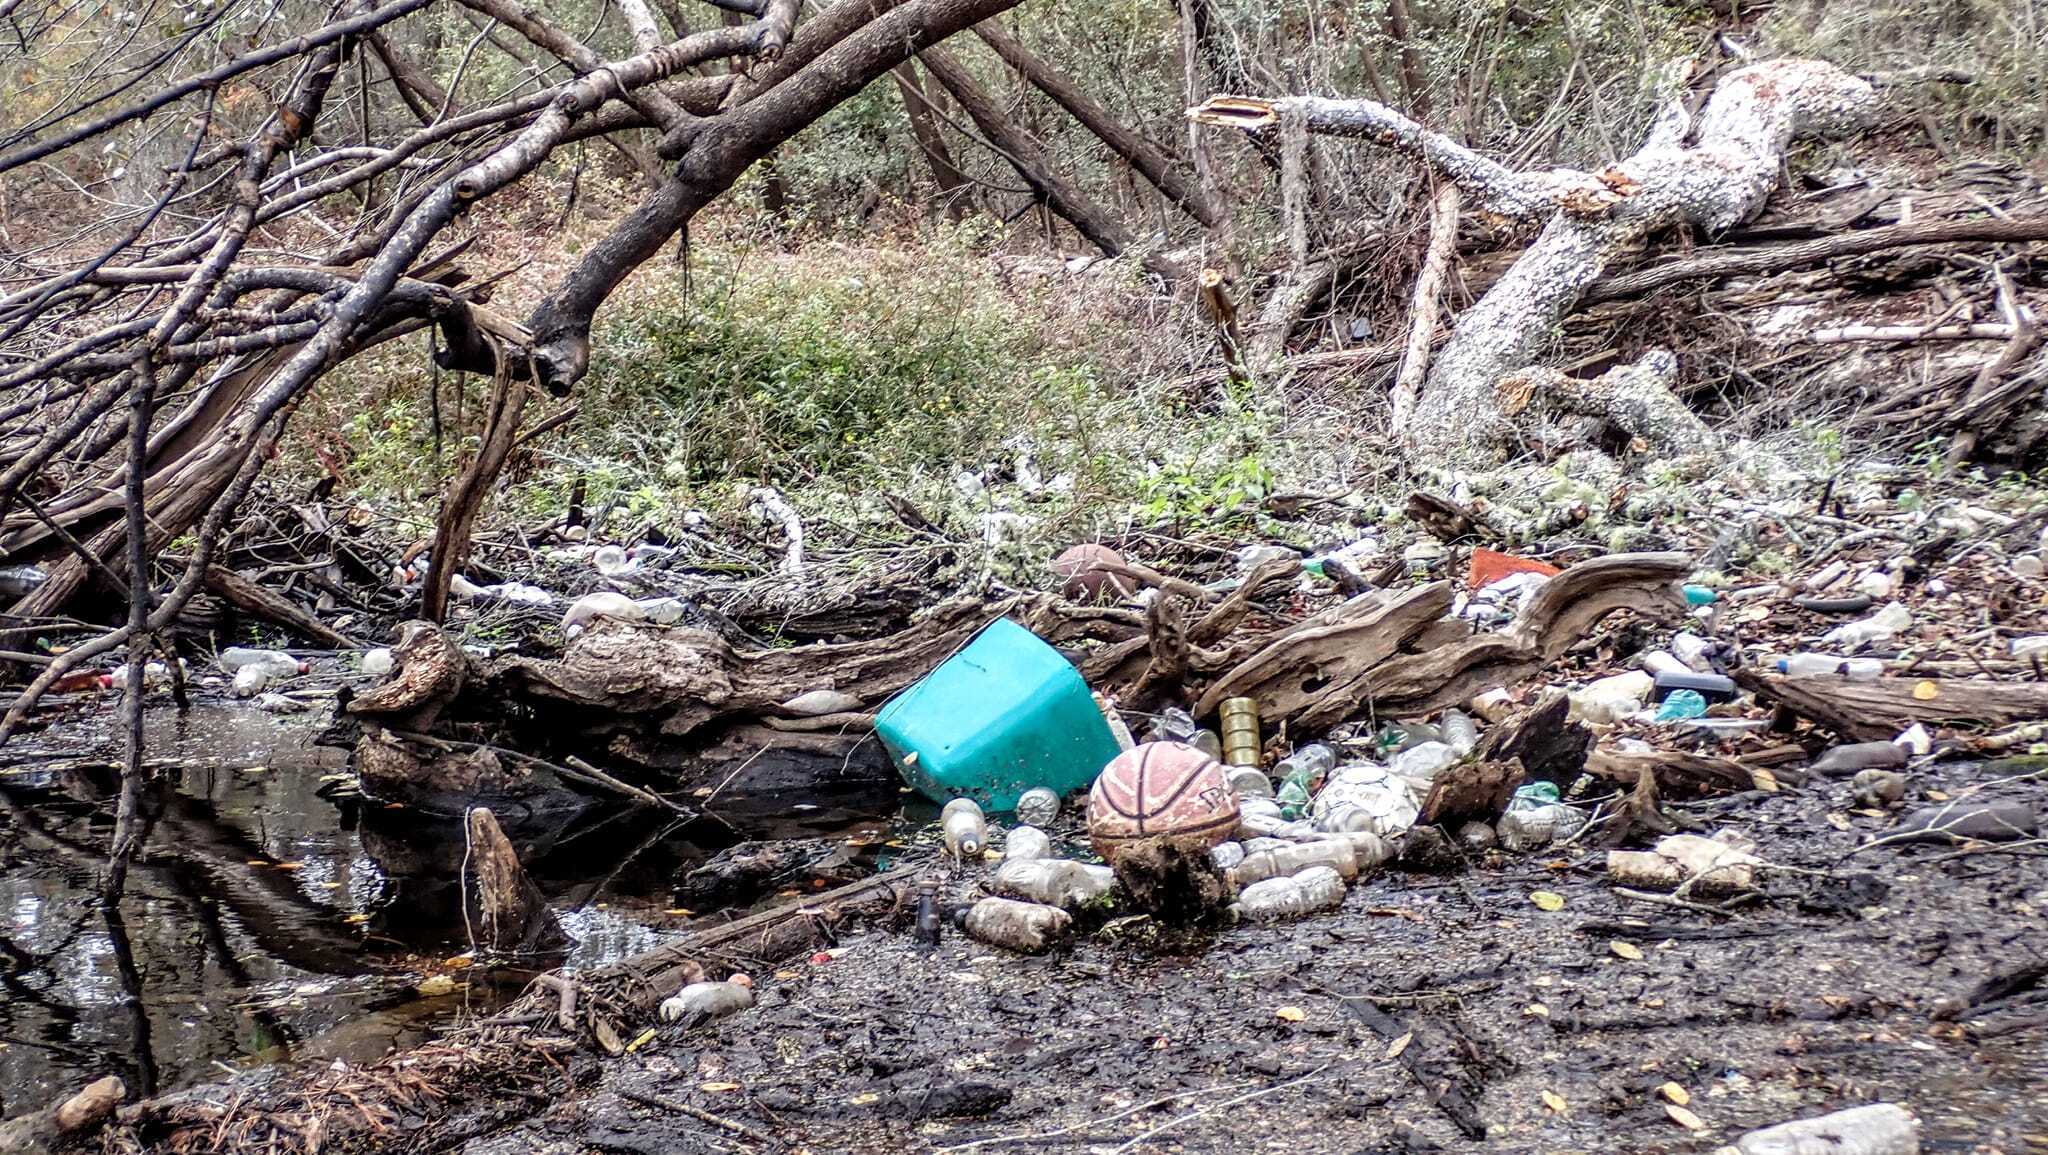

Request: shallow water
left=0, top=702, right=896, bottom=1114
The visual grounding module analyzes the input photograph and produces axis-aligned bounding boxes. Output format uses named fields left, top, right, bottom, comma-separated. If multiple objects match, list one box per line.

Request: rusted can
left=1219, top=697, right=1261, bottom=767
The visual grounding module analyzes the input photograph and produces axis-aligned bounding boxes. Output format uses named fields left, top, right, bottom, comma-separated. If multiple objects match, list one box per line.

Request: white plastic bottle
left=1233, top=865, right=1347, bottom=921
left=1004, top=825, right=1053, bottom=862
left=660, top=978, right=754, bottom=1023
left=1439, top=709, right=1479, bottom=756
left=990, top=858, right=1115, bottom=908
left=1230, top=840, right=1358, bottom=886
left=941, top=798, right=987, bottom=859
left=1776, top=654, right=1884, bottom=680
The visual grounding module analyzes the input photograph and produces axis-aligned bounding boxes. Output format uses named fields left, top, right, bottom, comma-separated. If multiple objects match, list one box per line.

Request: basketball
left=1088, top=741, right=1240, bottom=861
left=1052, top=543, right=1134, bottom=604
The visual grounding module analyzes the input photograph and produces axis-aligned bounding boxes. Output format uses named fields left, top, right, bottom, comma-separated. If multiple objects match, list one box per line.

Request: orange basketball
left=1088, top=741, right=1239, bottom=860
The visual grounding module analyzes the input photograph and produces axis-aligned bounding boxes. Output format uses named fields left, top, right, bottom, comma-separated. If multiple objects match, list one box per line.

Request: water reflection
left=0, top=703, right=894, bottom=1112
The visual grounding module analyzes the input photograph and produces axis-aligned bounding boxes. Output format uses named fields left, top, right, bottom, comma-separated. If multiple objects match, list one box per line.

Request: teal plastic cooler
left=876, top=618, right=1120, bottom=810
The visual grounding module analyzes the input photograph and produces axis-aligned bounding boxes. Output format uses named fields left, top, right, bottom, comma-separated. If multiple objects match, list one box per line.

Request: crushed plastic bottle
left=1776, top=654, right=1884, bottom=680
left=990, top=858, right=1115, bottom=908
left=1389, top=741, right=1458, bottom=782
left=1230, top=839, right=1358, bottom=886
left=1273, top=744, right=1337, bottom=819
left=1671, top=631, right=1714, bottom=671
left=592, top=545, right=635, bottom=576
left=0, top=564, right=48, bottom=596
left=1095, top=693, right=1136, bottom=751
left=963, top=897, right=1071, bottom=953
left=1236, top=796, right=1285, bottom=838
left=1570, top=670, right=1653, bottom=724
left=1014, top=787, right=1060, bottom=826
left=1439, top=709, right=1478, bottom=756
left=360, top=648, right=395, bottom=677
left=1226, top=766, right=1275, bottom=799
left=1232, top=865, right=1347, bottom=921
left=1821, top=600, right=1911, bottom=651
left=941, top=798, right=988, bottom=859
left=1655, top=689, right=1708, bottom=722
left=561, top=591, right=646, bottom=634
left=638, top=597, right=690, bottom=625
left=1498, top=784, right=1586, bottom=851
left=1310, top=764, right=1418, bottom=837
left=217, top=647, right=299, bottom=677
left=1004, top=825, right=1053, bottom=862
left=659, top=978, right=754, bottom=1023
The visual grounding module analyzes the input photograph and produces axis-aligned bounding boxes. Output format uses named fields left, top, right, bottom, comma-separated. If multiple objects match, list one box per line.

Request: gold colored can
left=1219, top=696, right=1261, bottom=767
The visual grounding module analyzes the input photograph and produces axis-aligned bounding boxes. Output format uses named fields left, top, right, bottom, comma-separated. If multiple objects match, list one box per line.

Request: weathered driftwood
left=1587, top=747, right=1761, bottom=799
left=463, top=807, right=569, bottom=957
left=199, top=564, right=358, bottom=648
left=1472, top=689, right=1589, bottom=784
left=0, top=1076, right=125, bottom=1155
left=1196, top=553, right=1691, bottom=728
left=486, top=596, right=1019, bottom=737
left=1740, top=670, right=2048, bottom=741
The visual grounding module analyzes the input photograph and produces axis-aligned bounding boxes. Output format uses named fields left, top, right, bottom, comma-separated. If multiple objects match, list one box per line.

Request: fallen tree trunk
left=1194, top=59, right=1880, bottom=466
left=1739, top=670, right=2048, bottom=741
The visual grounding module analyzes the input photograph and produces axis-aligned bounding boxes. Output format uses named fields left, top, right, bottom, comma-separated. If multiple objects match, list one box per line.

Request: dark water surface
left=0, top=703, right=893, bottom=1115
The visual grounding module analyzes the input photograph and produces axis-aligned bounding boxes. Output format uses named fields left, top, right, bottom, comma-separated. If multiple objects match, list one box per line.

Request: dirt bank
left=453, top=759, right=2045, bottom=1155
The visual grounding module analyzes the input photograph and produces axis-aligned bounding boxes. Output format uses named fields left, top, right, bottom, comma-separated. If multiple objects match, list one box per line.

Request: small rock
left=1897, top=802, right=2037, bottom=842
left=2015, top=554, right=2046, bottom=580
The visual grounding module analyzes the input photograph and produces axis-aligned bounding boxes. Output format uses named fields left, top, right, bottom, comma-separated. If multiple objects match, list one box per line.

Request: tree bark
left=892, top=62, right=972, bottom=220
left=1389, top=183, right=1460, bottom=439
left=1195, top=60, right=1880, bottom=466
left=974, top=21, right=1220, bottom=229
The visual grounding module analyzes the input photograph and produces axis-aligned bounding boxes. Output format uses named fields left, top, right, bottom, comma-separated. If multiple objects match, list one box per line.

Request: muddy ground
left=453, top=759, right=2046, bottom=1155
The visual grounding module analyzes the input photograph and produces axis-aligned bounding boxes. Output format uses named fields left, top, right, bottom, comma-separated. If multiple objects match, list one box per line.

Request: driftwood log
left=1740, top=670, right=2048, bottom=741
left=1194, top=552, right=1692, bottom=728
left=0, top=1076, right=125, bottom=1155
left=463, top=807, right=570, bottom=957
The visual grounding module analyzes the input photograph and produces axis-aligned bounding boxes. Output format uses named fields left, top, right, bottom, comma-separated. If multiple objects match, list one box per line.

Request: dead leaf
left=700, top=1082, right=742, bottom=1093
left=1275, top=1006, right=1306, bottom=1022
left=1658, top=1082, right=1690, bottom=1106
left=1524, top=1003, right=1550, bottom=1018
left=1610, top=940, right=1645, bottom=961
left=1541, top=1090, right=1569, bottom=1114
left=416, top=974, right=456, bottom=997
left=593, top=1018, right=623, bottom=1056
left=847, top=1092, right=880, bottom=1106
left=1827, top=812, right=1853, bottom=832
left=625, top=1028, right=657, bottom=1054
left=1531, top=890, right=1566, bottom=911
left=1912, top=680, right=1940, bottom=701
left=1927, top=789, right=1951, bottom=801
left=1665, top=1103, right=1707, bottom=1131
left=1750, top=767, right=1780, bottom=792
left=1386, top=1032, right=1413, bottom=1058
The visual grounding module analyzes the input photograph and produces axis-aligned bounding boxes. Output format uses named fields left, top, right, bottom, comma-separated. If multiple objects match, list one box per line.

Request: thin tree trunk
left=974, top=21, right=1219, bottom=228
left=422, top=375, right=529, bottom=622
left=893, top=63, right=971, bottom=220
left=1389, top=183, right=1460, bottom=439
left=1177, top=0, right=1232, bottom=245
left=918, top=46, right=1149, bottom=266
left=1384, top=0, right=1430, bottom=117
left=104, top=356, right=156, bottom=901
